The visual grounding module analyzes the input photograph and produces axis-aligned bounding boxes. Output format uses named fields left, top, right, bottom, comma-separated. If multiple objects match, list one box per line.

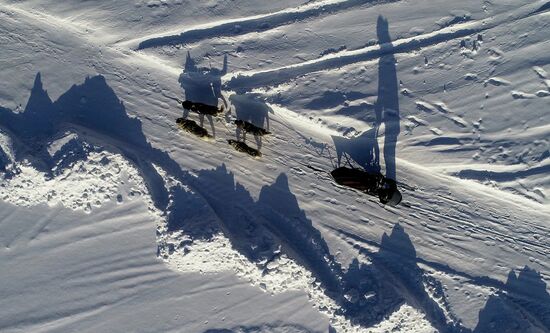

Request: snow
left=1, top=0, right=549, bottom=332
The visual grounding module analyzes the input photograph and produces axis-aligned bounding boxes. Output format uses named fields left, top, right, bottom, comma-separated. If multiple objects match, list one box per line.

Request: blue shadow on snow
left=2, top=73, right=548, bottom=333
left=330, top=16, right=400, bottom=181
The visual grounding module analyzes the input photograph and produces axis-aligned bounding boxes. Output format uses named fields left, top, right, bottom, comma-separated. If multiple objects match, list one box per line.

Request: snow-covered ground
left=1, top=0, right=549, bottom=332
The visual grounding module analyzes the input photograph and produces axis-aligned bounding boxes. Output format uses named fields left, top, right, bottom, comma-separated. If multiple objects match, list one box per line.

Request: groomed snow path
left=1, top=1, right=549, bottom=332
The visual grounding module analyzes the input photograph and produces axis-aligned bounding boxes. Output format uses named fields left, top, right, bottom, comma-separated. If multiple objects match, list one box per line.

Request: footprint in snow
left=532, top=66, right=548, bottom=79
left=290, top=167, right=306, bottom=176
left=325, top=197, right=339, bottom=205
left=303, top=189, right=316, bottom=197
left=484, top=77, right=511, bottom=86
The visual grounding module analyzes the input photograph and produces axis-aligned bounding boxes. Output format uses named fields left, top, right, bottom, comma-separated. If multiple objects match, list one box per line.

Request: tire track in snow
left=135, top=0, right=398, bottom=50
left=3, top=4, right=548, bottom=330
left=1, top=303, right=111, bottom=333
left=4, top=207, right=63, bottom=248
left=224, top=0, right=550, bottom=92
left=2, top=271, right=174, bottom=333
left=64, top=250, right=154, bottom=281
left=403, top=185, right=550, bottom=258
left=455, top=164, right=550, bottom=183
left=22, top=206, right=64, bottom=242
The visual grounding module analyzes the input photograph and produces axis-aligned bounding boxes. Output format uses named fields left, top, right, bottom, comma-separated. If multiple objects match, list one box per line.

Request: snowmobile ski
left=176, top=118, right=213, bottom=141
left=227, top=139, right=262, bottom=157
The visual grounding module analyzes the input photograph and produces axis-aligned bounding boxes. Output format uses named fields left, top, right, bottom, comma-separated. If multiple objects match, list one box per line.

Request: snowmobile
left=227, top=139, right=262, bottom=157
left=176, top=117, right=213, bottom=140
left=331, top=167, right=402, bottom=206
left=234, top=120, right=271, bottom=136
left=181, top=100, right=224, bottom=116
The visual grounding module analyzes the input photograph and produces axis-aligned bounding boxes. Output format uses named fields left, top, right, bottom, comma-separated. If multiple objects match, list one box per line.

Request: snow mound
left=0, top=134, right=150, bottom=213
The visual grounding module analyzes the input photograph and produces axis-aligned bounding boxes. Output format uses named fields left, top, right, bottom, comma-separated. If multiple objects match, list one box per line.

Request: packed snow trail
left=1, top=0, right=550, bottom=332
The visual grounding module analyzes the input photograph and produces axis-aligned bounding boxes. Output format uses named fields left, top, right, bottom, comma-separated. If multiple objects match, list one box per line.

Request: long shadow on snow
left=0, top=72, right=187, bottom=212
left=178, top=52, right=228, bottom=135
left=0, top=73, right=476, bottom=332
left=372, top=224, right=465, bottom=332
left=179, top=51, right=227, bottom=107
left=174, top=164, right=468, bottom=331
left=332, top=129, right=380, bottom=173
left=229, top=93, right=272, bottom=131
left=181, top=165, right=341, bottom=289
left=0, top=150, right=8, bottom=173
left=179, top=52, right=273, bottom=148
left=474, top=266, right=550, bottom=332
left=0, top=73, right=59, bottom=175
left=373, top=231, right=550, bottom=332
left=229, top=92, right=273, bottom=149
left=335, top=224, right=466, bottom=332
left=331, top=16, right=400, bottom=180
left=0, top=132, right=13, bottom=175
left=336, top=225, right=550, bottom=332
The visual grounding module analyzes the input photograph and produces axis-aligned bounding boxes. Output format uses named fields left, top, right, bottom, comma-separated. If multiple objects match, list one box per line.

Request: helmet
left=378, top=178, right=402, bottom=206
left=384, top=189, right=402, bottom=206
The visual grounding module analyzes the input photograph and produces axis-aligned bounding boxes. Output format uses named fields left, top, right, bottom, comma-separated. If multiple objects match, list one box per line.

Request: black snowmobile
left=331, top=167, right=402, bottom=206
left=181, top=100, right=224, bottom=116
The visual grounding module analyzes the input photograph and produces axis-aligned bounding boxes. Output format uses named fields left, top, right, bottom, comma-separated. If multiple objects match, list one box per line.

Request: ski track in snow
left=133, top=0, right=400, bottom=50
left=1, top=0, right=550, bottom=332
left=217, top=0, right=550, bottom=91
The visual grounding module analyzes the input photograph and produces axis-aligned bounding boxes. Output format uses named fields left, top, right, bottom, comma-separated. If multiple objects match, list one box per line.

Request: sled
left=331, top=167, right=402, bottom=206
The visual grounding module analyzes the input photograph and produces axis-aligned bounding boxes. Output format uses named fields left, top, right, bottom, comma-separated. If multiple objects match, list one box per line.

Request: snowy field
left=1, top=0, right=549, bottom=332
